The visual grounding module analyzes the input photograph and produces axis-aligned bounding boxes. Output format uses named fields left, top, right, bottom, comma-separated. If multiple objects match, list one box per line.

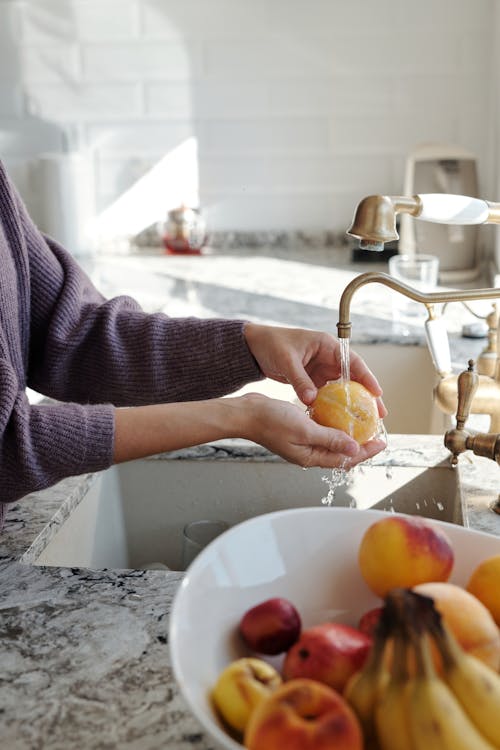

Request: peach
left=414, top=581, right=500, bottom=671
left=466, top=554, right=500, bottom=627
left=310, top=379, right=379, bottom=445
left=244, top=678, right=363, bottom=750
left=239, top=597, right=302, bottom=655
left=358, top=515, right=454, bottom=597
left=212, top=657, right=282, bottom=734
left=283, top=623, right=372, bottom=693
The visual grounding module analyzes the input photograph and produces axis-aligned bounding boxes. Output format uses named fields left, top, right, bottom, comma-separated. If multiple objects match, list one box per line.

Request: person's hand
left=230, top=393, right=386, bottom=470
left=244, top=323, right=387, bottom=416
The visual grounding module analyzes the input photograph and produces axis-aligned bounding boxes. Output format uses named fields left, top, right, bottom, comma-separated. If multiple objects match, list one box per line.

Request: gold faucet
left=336, top=272, right=500, bottom=339
left=432, top=303, right=500, bottom=428
left=344, top=193, right=500, bottom=431
left=444, top=360, right=500, bottom=466
left=336, top=273, right=500, bottom=432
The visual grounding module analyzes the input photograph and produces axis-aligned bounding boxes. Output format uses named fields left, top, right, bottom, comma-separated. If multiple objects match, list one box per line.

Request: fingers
left=303, top=432, right=387, bottom=470
left=308, top=423, right=360, bottom=459
left=285, top=356, right=318, bottom=405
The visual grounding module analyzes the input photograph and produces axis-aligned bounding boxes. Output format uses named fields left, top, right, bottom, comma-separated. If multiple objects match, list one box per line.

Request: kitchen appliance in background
left=398, top=143, right=482, bottom=282
left=35, top=152, right=95, bottom=257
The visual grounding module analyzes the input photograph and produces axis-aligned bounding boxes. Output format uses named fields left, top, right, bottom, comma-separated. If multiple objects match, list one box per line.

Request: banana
left=431, top=619, right=500, bottom=749
left=374, top=630, right=414, bottom=750
left=343, top=630, right=389, bottom=746
left=407, top=630, right=497, bottom=750
left=344, top=649, right=389, bottom=744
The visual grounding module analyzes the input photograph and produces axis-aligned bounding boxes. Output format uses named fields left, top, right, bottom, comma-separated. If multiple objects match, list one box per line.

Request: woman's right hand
left=230, top=392, right=387, bottom=470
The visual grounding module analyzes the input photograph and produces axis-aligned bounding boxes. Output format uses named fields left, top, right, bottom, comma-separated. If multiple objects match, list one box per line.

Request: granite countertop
left=1, top=246, right=499, bottom=748
left=84, top=245, right=495, bottom=368
left=1, top=436, right=499, bottom=749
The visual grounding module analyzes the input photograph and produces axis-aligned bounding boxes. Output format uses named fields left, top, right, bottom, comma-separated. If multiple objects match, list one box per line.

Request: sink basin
left=34, top=451, right=464, bottom=572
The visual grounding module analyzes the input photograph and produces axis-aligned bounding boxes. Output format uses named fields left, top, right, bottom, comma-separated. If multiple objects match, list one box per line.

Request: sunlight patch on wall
left=89, top=136, right=199, bottom=244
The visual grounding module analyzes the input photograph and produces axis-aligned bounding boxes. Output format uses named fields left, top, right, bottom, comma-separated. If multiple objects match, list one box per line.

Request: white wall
left=0, top=0, right=496, bottom=236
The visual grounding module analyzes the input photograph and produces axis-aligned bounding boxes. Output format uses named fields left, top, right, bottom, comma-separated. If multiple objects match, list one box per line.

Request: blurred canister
left=36, top=152, right=95, bottom=257
left=162, top=205, right=207, bottom=254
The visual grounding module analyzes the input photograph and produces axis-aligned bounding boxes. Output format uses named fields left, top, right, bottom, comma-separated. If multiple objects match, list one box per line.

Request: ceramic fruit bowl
left=169, top=506, right=500, bottom=750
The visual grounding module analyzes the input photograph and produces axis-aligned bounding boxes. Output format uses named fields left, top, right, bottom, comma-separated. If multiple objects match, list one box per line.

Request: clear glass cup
left=181, top=519, right=229, bottom=570
left=388, top=253, right=439, bottom=331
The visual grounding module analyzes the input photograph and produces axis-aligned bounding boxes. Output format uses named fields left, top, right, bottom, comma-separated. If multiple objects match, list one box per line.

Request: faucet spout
left=336, top=272, right=500, bottom=340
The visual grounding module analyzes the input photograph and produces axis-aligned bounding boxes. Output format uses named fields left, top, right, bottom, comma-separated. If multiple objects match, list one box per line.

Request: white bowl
left=169, top=507, right=500, bottom=750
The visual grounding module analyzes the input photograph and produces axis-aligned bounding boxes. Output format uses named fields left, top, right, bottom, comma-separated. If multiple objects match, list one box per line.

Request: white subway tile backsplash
left=201, top=117, right=330, bottom=154
left=0, top=82, right=23, bottom=116
left=141, top=0, right=268, bottom=37
left=25, top=83, right=142, bottom=121
left=202, top=190, right=338, bottom=231
left=0, top=0, right=496, bottom=233
left=87, top=121, right=196, bottom=154
left=82, top=41, right=202, bottom=81
left=21, top=44, right=80, bottom=83
left=72, top=1, right=140, bottom=41
left=145, top=81, right=269, bottom=119
left=203, top=37, right=335, bottom=78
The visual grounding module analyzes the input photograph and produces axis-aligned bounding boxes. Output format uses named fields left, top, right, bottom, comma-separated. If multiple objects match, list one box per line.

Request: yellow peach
left=466, top=554, right=500, bottom=627
left=414, top=581, right=500, bottom=671
left=358, top=515, right=454, bottom=598
left=212, top=657, right=282, bottom=735
left=310, top=380, right=379, bottom=445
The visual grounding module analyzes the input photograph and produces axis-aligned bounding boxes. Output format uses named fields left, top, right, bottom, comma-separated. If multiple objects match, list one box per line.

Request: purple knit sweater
left=0, top=161, right=262, bottom=529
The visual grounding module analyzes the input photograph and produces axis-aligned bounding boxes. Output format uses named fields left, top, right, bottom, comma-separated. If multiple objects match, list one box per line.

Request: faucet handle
left=455, top=359, right=479, bottom=430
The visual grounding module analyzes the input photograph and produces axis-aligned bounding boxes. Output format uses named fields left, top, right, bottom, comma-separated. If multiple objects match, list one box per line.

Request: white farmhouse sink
left=35, top=451, right=463, bottom=572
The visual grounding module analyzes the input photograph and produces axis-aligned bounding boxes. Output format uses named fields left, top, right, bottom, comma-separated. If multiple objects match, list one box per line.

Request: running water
left=321, top=337, right=353, bottom=506
left=321, top=459, right=350, bottom=505
left=339, top=337, right=350, bottom=383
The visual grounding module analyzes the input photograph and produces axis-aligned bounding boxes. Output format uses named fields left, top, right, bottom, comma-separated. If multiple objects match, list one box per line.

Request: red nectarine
left=283, top=622, right=372, bottom=693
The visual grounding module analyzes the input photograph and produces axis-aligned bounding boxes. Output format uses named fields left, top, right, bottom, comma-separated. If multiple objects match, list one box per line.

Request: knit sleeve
left=0, top=161, right=262, bottom=514
left=20, top=205, right=263, bottom=407
left=0, top=359, right=115, bottom=504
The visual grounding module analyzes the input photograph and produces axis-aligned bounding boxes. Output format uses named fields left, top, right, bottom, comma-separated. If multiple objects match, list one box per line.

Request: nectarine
left=310, top=379, right=379, bottom=445
left=283, top=622, right=372, bottom=693
left=244, top=678, right=363, bottom=750
left=239, top=597, right=301, bottom=655
left=358, top=515, right=454, bottom=597
left=413, top=581, right=500, bottom=671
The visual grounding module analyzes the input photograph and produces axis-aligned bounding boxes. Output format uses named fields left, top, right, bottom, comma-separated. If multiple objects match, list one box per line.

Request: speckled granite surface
left=1, top=247, right=499, bottom=749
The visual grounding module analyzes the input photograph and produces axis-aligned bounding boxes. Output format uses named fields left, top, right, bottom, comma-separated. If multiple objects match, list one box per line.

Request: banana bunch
left=344, top=589, right=500, bottom=750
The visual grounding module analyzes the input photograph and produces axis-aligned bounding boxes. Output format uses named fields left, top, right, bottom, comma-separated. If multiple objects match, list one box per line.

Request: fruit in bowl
left=283, top=622, right=372, bottom=693
left=244, top=678, right=363, bottom=750
left=309, top=380, right=379, bottom=445
left=358, top=514, right=454, bottom=597
left=212, top=658, right=282, bottom=734
left=239, top=597, right=301, bottom=655
left=466, top=554, right=500, bottom=627
left=413, top=581, right=500, bottom=671
left=169, top=507, right=500, bottom=750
